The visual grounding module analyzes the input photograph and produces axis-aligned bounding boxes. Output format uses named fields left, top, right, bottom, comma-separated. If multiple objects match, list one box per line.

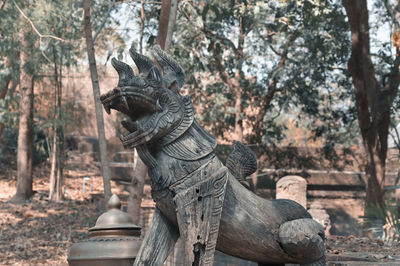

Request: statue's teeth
left=121, top=96, right=129, bottom=111
left=104, top=104, right=111, bottom=114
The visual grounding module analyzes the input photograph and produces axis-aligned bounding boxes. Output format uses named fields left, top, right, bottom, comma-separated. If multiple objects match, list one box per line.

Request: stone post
left=276, top=175, right=307, bottom=208
left=308, top=201, right=331, bottom=236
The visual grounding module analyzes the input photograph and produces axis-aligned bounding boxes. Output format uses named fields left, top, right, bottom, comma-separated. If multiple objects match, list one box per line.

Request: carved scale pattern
left=157, top=95, right=195, bottom=147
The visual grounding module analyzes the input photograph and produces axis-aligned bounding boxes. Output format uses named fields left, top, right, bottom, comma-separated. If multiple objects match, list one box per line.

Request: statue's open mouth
left=100, top=84, right=171, bottom=148
left=100, top=87, right=161, bottom=121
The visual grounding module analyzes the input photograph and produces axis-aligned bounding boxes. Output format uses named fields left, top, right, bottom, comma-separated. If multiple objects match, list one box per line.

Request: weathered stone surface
left=276, top=175, right=307, bottom=208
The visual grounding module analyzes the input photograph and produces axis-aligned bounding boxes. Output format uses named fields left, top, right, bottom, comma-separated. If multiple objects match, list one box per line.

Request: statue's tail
left=278, top=218, right=326, bottom=266
left=226, top=141, right=257, bottom=189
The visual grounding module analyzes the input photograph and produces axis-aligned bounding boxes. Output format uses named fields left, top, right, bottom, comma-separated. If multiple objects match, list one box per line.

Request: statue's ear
left=168, top=80, right=179, bottom=93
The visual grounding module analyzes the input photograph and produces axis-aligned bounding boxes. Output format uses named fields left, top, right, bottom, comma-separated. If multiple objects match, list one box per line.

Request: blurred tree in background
left=0, top=0, right=399, bottom=213
left=342, top=0, right=400, bottom=208
left=167, top=1, right=356, bottom=147
left=0, top=0, right=126, bottom=202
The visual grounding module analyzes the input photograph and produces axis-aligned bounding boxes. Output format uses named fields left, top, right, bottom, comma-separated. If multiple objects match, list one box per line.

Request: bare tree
left=83, top=0, right=112, bottom=203
left=343, top=0, right=400, bottom=207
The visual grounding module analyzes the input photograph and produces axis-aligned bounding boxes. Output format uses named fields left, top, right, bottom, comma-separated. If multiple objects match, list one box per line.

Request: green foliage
left=0, top=0, right=128, bottom=170
left=0, top=89, right=83, bottom=165
left=361, top=184, right=400, bottom=242
left=171, top=0, right=355, bottom=145
left=0, top=91, right=49, bottom=165
left=0, top=92, right=20, bottom=129
left=361, top=202, right=400, bottom=242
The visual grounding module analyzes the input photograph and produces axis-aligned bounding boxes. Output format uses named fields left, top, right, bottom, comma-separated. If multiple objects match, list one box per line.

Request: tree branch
left=12, top=0, right=64, bottom=42
left=139, top=0, right=145, bottom=54
left=211, top=41, right=232, bottom=87
left=203, top=28, right=237, bottom=54
left=0, top=0, right=6, bottom=11
left=389, top=121, right=400, bottom=151
left=383, top=0, right=400, bottom=29
left=12, top=0, right=64, bottom=62
left=93, top=0, right=116, bottom=44
left=250, top=32, right=298, bottom=142
left=342, top=0, right=380, bottom=128
left=383, top=0, right=394, bottom=18
left=384, top=48, right=400, bottom=99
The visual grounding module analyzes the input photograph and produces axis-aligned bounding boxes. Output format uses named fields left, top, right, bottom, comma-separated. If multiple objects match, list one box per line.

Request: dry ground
left=0, top=153, right=130, bottom=266
left=1, top=157, right=400, bottom=265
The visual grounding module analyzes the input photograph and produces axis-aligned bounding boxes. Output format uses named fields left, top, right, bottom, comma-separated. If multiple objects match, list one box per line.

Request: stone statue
left=100, top=45, right=326, bottom=266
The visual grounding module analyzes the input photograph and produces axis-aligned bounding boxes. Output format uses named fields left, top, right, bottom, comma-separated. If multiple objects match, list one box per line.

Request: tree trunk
left=156, top=0, right=171, bottom=50
left=127, top=149, right=147, bottom=224
left=250, top=32, right=298, bottom=144
left=49, top=46, right=64, bottom=202
left=48, top=130, right=57, bottom=200
left=139, top=0, right=145, bottom=54
left=157, top=0, right=178, bottom=52
left=233, top=83, right=243, bottom=142
left=83, top=0, right=112, bottom=204
left=343, top=0, right=400, bottom=208
left=12, top=20, right=34, bottom=203
left=164, top=0, right=178, bottom=52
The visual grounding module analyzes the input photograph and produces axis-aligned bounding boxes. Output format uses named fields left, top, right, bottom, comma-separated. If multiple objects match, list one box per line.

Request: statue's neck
left=136, top=119, right=217, bottom=190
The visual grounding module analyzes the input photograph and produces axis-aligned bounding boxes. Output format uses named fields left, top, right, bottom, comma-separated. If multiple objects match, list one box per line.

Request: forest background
left=0, top=0, right=400, bottom=245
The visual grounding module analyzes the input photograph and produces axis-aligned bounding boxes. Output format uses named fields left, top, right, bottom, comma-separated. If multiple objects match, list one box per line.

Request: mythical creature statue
left=100, top=45, right=326, bottom=266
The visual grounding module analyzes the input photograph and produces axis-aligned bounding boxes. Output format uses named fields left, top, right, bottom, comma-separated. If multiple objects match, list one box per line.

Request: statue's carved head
left=100, top=45, right=188, bottom=149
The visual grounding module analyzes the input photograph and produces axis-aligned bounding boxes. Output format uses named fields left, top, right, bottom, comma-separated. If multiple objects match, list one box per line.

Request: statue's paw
left=278, top=218, right=325, bottom=265
left=120, top=123, right=147, bottom=148
left=120, top=124, right=161, bottom=149
left=121, top=120, right=139, bottom=132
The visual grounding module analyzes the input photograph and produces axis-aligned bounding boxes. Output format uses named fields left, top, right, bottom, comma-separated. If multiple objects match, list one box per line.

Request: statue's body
left=101, top=46, right=326, bottom=266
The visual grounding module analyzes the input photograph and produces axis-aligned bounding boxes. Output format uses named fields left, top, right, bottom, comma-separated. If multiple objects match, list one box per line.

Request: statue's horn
left=152, top=45, right=186, bottom=89
left=129, top=46, right=162, bottom=86
left=111, top=58, right=134, bottom=86
left=129, top=46, right=157, bottom=74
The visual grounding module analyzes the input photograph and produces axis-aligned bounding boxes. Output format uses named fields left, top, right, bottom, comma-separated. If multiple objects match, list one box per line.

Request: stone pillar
left=276, top=175, right=307, bottom=208
left=308, top=201, right=331, bottom=236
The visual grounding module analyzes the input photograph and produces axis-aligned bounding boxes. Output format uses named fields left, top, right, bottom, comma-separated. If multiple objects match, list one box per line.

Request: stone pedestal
left=276, top=175, right=307, bottom=208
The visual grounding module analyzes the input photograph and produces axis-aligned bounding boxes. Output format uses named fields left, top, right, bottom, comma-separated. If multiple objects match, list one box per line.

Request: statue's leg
left=133, top=207, right=179, bottom=266
left=172, top=165, right=229, bottom=266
